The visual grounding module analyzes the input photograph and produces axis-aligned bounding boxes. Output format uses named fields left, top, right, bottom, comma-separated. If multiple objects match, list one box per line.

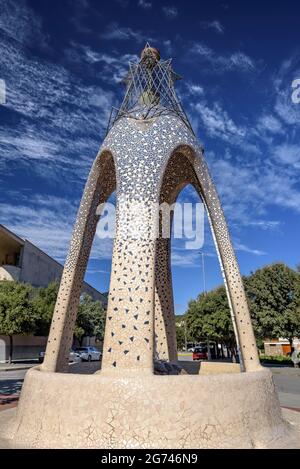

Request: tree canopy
left=0, top=280, right=106, bottom=362
left=74, top=294, right=106, bottom=345
left=0, top=281, right=37, bottom=362
left=183, top=263, right=300, bottom=351
left=33, top=282, right=59, bottom=336
left=245, top=263, right=300, bottom=344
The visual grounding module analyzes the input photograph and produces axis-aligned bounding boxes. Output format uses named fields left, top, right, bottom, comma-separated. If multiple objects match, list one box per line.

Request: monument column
left=101, top=197, right=158, bottom=374
left=42, top=153, right=115, bottom=372
left=192, top=154, right=261, bottom=372
left=154, top=237, right=177, bottom=362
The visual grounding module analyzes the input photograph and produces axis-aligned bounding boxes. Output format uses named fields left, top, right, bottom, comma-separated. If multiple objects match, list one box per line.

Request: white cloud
left=138, top=0, right=152, bottom=8
left=191, top=42, right=255, bottom=73
left=163, top=39, right=172, bottom=55
left=171, top=250, right=200, bottom=267
left=208, top=154, right=300, bottom=224
left=273, top=144, right=300, bottom=169
left=0, top=9, right=115, bottom=185
left=67, top=45, right=139, bottom=83
left=0, top=0, right=47, bottom=47
left=193, top=101, right=252, bottom=151
left=186, top=83, right=204, bottom=96
left=200, top=20, right=224, bottom=34
left=257, top=114, right=283, bottom=134
left=0, top=195, right=114, bottom=262
left=162, top=6, right=178, bottom=20
left=272, top=55, right=300, bottom=127
left=234, top=242, right=266, bottom=256
left=101, top=22, right=150, bottom=43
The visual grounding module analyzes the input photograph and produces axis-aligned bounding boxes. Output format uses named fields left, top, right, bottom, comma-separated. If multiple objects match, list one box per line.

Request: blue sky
left=1, top=0, right=300, bottom=315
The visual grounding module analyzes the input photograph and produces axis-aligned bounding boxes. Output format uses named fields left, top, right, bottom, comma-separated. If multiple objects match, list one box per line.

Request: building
left=264, top=338, right=300, bottom=356
left=0, top=224, right=107, bottom=304
left=0, top=223, right=107, bottom=361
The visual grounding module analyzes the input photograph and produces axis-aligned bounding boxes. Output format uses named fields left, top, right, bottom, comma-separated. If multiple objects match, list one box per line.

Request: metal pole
left=200, top=251, right=211, bottom=360
left=201, top=252, right=206, bottom=294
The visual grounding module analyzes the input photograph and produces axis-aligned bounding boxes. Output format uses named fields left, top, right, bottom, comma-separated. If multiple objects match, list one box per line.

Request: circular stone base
left=1, top=366, right=299, bottom=448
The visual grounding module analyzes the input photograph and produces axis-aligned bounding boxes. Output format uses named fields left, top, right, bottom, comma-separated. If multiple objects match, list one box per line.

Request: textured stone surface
left=41, top=114, right=261, bottom=374
left=1, top=366, right=299, bottom=448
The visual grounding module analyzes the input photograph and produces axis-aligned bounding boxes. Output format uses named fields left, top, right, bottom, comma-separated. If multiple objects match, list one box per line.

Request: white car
left=38, top=349, right=81, bottom=363
left=75, top=347, right=102, bottom=362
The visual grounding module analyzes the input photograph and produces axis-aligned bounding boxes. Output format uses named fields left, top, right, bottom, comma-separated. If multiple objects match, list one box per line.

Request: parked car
left=74, top=346, right=102, bottom=362
left=38, top=349, right=81, bottom=364
left=192, top=346, right=208, bottom=361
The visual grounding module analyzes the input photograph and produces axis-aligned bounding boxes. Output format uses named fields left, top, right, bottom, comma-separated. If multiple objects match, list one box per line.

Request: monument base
left=1, top=366, right=299, bottom=448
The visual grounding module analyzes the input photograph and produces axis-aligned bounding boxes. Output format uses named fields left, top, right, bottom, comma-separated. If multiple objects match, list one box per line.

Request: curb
left=0, top=366, right=35, bottom=372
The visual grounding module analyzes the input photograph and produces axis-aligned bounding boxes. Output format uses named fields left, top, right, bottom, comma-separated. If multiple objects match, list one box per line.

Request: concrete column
left=101, top=198, right=157, bottom=374
left=193, top=154, right=261, bottom=371
left=154, top=237, right=177, bottom=362
left=42, top=153, right=115, bottom=372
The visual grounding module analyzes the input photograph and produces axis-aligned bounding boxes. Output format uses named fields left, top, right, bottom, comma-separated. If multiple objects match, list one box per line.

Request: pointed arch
left=41, top=150, right=117, bottom=372
left=155, top=145, right=261, bottom=372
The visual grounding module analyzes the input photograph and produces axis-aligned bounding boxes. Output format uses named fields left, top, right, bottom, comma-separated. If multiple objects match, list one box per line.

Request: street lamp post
left=199, top=251, right=211, bottom=361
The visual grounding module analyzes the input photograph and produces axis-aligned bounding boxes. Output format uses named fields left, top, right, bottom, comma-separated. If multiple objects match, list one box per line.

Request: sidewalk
left=0, top=360, right=38, bottom=372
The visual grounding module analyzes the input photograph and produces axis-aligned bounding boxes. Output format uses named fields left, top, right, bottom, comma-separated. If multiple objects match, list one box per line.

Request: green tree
left=175, top=316, right=191, bottom=351
left=0, top=281, right=37, bottom=363
left=33, top=282, right=59, bottom=336
left=185, top=286, right=237, bottom=359
left=74, top=294, right=105, bottom=345
left=245, top=263, right=300, bottom=346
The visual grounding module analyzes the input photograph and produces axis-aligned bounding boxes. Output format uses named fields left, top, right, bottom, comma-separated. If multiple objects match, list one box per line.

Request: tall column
left=192, top=152, right=261, bottom=371
left=42, top=153, right=115, bottom=372
left=101, top=198, right=157, bottom=374
left=154, top=237, right=177, bottom=362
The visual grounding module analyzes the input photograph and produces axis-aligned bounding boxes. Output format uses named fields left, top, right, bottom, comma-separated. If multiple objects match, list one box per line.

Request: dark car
left=192, top=346, right=208, bottom=361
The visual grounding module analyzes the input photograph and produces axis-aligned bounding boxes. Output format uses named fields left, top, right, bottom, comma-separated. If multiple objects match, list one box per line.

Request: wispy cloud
left=190, top=42, right=255, bottom=73
left=273, top=55, right=300, bottom=127
left=234, top=242, right=266, bottom=256
left=185, top=82, right=204, bottom=96
left=192, top=101, right=259, bottom=154
left=138, top=0, right=152, bottom=9
left=101, top=21, right=151, bottom=43
left=0, top=2, right=115, bottom=186
left=0, top=194, right=114, bottom=262
left=257, top=114, right=283, bottom=135
left=273, top=143, right=300, bottom=169
left=162, top=6, right=178, bottom=20
left=65, top=43, right=138, bottom=83
left=0, top=0, right=47, bottom=48
left=171, top=250, right=201, bottom=267
left=199, top=20, right=224, bottom=34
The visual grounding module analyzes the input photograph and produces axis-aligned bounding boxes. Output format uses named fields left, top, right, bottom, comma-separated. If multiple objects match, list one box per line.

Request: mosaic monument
left=1, top=45, right=299, bottom=448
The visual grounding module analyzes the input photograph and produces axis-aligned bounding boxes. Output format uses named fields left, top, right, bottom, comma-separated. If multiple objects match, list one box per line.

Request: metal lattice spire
left=106, top=43, right=194, bottom=135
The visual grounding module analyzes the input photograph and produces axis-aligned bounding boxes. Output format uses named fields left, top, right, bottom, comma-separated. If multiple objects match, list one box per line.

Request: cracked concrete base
left=0, top=366, right=299, bottom=449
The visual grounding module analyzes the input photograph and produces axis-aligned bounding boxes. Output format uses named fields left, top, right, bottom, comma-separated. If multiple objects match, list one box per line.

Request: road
left=1, top=358, right=299, bottom=411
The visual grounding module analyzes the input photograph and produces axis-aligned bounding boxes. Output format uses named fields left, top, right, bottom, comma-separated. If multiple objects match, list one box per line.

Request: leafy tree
left=183, top=263, right=300, bottom=360
left=0, top=281, right=37, bottom=363
left=245, top=263, right=300, bottom=346
left=33, top=282, right=59, bottom=336
left=74, top=294, right=105, bottom=345
left=175, top=316, right=192, bottom=350
left=34, top=284, right=106, bottom=345
left=185, top=286, right=237, bottom=359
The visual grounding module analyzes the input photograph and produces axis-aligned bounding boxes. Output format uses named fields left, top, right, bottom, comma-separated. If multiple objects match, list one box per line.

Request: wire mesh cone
left=107, top=43, right=194, bottom=134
